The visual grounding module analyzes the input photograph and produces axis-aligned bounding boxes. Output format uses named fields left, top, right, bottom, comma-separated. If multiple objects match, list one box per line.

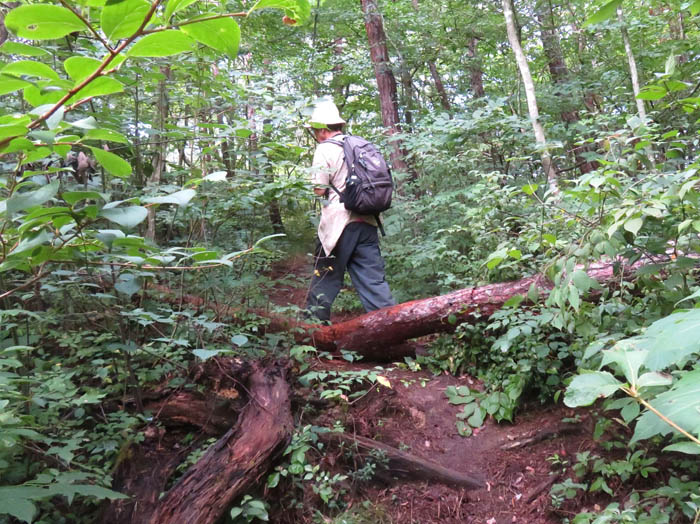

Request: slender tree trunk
left=467, top=37, right=485, bottom=99
left=218, top=112, right=235, bottom=178
left=537, top=2, right=578, bottom=124
left=503, top=0, right=559, bottom=193
left=145, top=66, right=170, bottom=242
left=400, top=63, right=415, bottom=129
left=618, top=7, right=646, bottom=120
left=332, top=37, right=347, bottom=101
left=360, top=0, right=413, bottom=179
left=428, top=61, right=452, bottom=110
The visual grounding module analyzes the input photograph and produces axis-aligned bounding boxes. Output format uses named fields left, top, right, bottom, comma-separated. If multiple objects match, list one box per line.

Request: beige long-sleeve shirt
left=311, top=140, right=376, bottom=256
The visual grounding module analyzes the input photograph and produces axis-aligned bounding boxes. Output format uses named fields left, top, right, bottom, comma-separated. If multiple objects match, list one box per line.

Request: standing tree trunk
left=145, top=66, right=170, bottom=242
left=360, top=0, right=414, bottom=180
left=618, top=7, right=646, bottom=120
left=428, top=61, right=452, bottom=110
left=537, top=1, right=596, bottom=174
left=537, top=1, right=579, bottom=124
left=503, top=0, right=559, bottom=194
left=467, top=37, right=485, bottom=99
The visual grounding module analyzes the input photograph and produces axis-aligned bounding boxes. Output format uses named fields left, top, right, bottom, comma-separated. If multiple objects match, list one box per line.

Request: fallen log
left=146, top=361, right=293, bottom=524
left=318, top=431, right=484, bottom=490
left=309, top=258, right=649, bottom=354
left=153, top=257, right=649, bottom=359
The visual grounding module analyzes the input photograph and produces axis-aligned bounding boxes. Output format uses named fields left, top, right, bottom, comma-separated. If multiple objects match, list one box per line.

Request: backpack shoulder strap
left=319, top=135, right=346, bottom=200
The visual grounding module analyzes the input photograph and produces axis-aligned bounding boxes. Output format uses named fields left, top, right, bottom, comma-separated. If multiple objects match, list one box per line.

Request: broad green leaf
left=582, top=0, right=622, bottom=27
left=142, top=189, right=196, bottom=207
left=165, top=0, right=199, bottom=21
left=83, top=129, right=129, bottom=144
left=128, top=30, right=195, bottom=57
left=521, top=183, right=538, bottom=195
left=637, top=85, right=668, bottom=101
left=0, top=124, right=28, bottom=140
left=691, top=0, right=700, bottom=15
left=632, top=368, right=700, bottom=442
left=663, top=441, right=700, bottom=455
left=71, top=77, right=124, bottom=100
left=564, top=371, right=624, bottom=407
left=676, top=289, right=700, bottom=307
left=623, top=216, right=643, bottom=235
left=248, top=0, right=311, bottom=24
left=0, top=496, right=36, bottom=523
left=89, top=147, right=132, bottom=177
left=601, top=347, right=648, bottom=386
left=665, top=53, right=676, bottom=76
left=0, top=77, right=31, bottom=96
left=70, top=116, right=98, bottom=129
left=571, top=270, right=600, bottom=292
left=115, top=273, right=141, bottom=296
left=11, top=230, right=52, bottom=256
left=2, top=60, right=59, bottom=80
left=637, top=309, right=700, bottom=370
left=95, top=229, right=125, bottom=248
left=637, top=372, right=672, bottom=389
left=231, top=334, right=248, bottom=346
left=62, top=191, right=104, bottom=206
left=5, top=4, right=84, bottom=40
left=0, top=41, right=50, bottom=57
left=101, top=0, right=151, bottom=40
left=23, top=83, right=68, bottom=107
left=203, top=171, right=227, bottom=182
left=64, top=56, right=101, bottom=81
left=99, top=206, right=148, bottom=228
left=181, top=17, right=240, bottom=59
left=6, top=181, right=59, bottom=216
left=193, top=348, right=224, bottom=360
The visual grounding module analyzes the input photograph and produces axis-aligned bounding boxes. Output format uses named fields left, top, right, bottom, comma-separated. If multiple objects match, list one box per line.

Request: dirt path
left=266, top=257, right=590, bottom=523
left=295, top=360, right=590, bottom=523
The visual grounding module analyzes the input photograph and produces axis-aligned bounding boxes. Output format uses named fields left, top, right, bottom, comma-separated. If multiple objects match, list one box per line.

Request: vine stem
left=624, top=386, right=700, bottom=447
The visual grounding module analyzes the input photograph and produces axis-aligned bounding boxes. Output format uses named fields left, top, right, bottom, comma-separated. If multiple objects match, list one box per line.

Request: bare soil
left=264, top=256, right=597, bottom=523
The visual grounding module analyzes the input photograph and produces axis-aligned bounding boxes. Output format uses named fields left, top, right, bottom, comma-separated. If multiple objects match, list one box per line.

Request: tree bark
left=503, top=0, right=559, bottom=194
left=310, top=257, right=644, bottom=355
left=466, top=37, right=485, bottom=99
left=536, top=1, right=579, bottom=125
left=153, top=255, right=647, bottom=361
left=617, top=7, right=646, bottom=120
left=145, top=66, right=170, bottom=242
left=147, top=361, right=292, bottom=524
left=360, top=0, right=414, bottom=180
left=428, top=61, right=452, bottom=110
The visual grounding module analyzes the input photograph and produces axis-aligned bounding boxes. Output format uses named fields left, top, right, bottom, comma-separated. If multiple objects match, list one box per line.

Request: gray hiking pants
left=306, top=222, right=395, bottom=322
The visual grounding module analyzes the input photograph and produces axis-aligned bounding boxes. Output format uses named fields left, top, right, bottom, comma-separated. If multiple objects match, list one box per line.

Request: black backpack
left=323, top=134, right=393, bottom=235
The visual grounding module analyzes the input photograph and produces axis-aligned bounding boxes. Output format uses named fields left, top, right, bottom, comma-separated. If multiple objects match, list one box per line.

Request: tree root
left=318, top=431, right=484, bottom=490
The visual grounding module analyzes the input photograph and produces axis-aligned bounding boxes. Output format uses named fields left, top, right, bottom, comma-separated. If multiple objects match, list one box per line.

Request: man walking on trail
left=304, top=100, right=395, bottom=322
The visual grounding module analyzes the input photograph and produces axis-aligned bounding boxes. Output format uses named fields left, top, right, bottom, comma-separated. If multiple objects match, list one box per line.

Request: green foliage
left=565, top=306, right=700, bottom=453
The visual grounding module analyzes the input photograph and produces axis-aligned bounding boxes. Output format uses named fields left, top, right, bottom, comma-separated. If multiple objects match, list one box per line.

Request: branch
left=142, top=11, right=248, bottom=34
left=0, top=0, right=164, bottom=152
left=58, top=0, right=113, bottom=51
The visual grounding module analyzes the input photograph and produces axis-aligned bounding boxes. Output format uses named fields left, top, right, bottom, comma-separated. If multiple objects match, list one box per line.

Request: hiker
left=304, top=100, right=395, bottom=322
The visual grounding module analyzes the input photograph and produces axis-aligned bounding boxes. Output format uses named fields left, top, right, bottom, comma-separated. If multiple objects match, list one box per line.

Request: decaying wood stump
left=147, top=361, right=292, bottom=524
left=104, top=360, right=292, bottom=524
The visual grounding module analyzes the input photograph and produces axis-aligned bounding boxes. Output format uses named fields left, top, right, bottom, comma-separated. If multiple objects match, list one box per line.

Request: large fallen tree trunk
left=309, top=258, right=645, bottom=354
left=147, top=361, right=292, bottom=524
left=154, top=258, right=648, bottom=359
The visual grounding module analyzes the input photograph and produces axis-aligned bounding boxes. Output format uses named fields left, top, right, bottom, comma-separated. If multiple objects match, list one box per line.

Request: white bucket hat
left=304, top=100, right=346, bottom=128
